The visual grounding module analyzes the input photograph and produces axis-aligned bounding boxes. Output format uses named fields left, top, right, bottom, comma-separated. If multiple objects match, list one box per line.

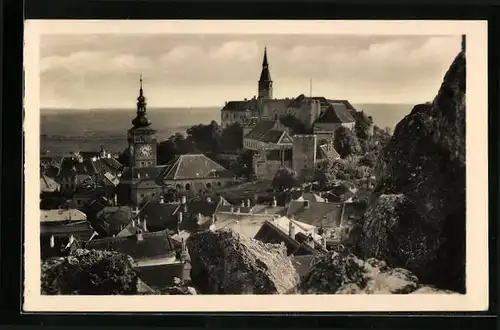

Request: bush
left=272, top=167, right=299, bottom=191
left=41, top=249, right=138, bottom=295
left=334, top=127, right=361, bottom=158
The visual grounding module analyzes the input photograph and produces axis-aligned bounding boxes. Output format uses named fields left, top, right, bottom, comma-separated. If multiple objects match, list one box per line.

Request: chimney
left=181, top=196, right=187, bottom=205
left=142, top=218, right=148, bottom=232
left=177, top=211, right=183, bottom=233
left=181, top=238, right=186, bottom=254
left=50, top=235, right=55, bottom=248
left=136, top=230, right=144, bottom=242
left=137, top=172, right=141, bottom=179
left=159, top=195, right=164, bottom=204
left=114, top=194, right=118, bottom=206
left=211, top=215, right=215, bottom=225
left=246, top=199, right=251, bottom=208
left=230, top=206, right=234, bottom=213
left=272, top=196, right=277, bottom=207
left=240, top=200, right=245, bottom=207
left=304, top=200, right=310, bottom=209
left=236, top=207, right=241, bottom=214
left=288, top=221, right=295, bottom=238
left=132, top=219, right=136, bottom=227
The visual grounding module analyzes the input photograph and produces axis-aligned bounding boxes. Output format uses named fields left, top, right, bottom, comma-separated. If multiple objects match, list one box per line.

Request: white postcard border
left=24, top=19, right=489, bottom=312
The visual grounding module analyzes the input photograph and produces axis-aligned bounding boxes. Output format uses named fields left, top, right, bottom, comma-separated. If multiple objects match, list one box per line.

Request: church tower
left=258, top=47, right=273, bottom=100
left=127, top=75, right=157, bottom=168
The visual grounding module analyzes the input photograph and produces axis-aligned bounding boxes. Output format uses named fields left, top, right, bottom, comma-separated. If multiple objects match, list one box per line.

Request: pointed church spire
left=263, top=47, right=269, bottom=67
left=258, top=47, right=273, bottom=99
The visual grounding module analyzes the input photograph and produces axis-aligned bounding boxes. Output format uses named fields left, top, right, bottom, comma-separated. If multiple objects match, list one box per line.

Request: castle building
left=220, top=48, right=335, bottom=132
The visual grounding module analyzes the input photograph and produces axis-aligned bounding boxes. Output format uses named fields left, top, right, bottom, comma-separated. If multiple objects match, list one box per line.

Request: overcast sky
left=40, top=34, right=461, bottom=109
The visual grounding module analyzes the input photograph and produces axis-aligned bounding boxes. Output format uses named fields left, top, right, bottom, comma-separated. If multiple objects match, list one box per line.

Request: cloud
left=39, top=34, right=461, bottom=108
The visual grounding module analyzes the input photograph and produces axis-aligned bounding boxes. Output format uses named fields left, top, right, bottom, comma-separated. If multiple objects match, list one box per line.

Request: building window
left=140, top=194, right=144, bottom=198
left=206, top=182, right=212, bottom=189
left=217, top=182, right=222, bottom=187
left=152, top=193, right=155, bottom=197
left=141, top=161, right=144, bottom=166
left=176, top=184, right=181, bottom=190
left=185, top=183, right=191, bottom=191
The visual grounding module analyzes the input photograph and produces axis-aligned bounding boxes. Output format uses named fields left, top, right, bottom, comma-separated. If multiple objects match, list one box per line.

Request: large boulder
left=186, top=229, right=300, bottom=294
left=300, top=246, right=449, bottom=294
left=358, top=51, right=466, bottom=292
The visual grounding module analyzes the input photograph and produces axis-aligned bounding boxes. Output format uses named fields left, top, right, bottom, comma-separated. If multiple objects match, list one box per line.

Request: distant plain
left=40, top=103, right=414, bottom=154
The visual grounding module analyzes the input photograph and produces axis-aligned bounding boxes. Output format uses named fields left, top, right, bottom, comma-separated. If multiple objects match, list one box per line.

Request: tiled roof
left=121, top=165, right=167, bottom=184
left=221, top=99, right=258, bottom=112
left=40, top=175, right=60, bottom=192
left=311, top=97, right=357, bottom=112
left=97, top=206, right=133, bottom=225
left=286, top=201, right=344, bottom=228
left=174, top=200, right=220, bottom=218
left=139, top=202, right=179, bottom=231
left=315, top=103, right=355, bottom=124
left=103, top=172, right=120, bottom=187
left=260, top=129, right=286, bottom=144
left=57, top=157, right=92, bottom=178
left=162, top=154, right=233, bottom=181
left=101, top=157, right=123, bottom=171
left=294, top=192, right=326, bottom=203
left=244, top=120, right=278, bottom=140
left=40, top=209, right=87, bottom=222
left=85, top=230, right=177, bottom=261
left=317, top=144, right=341, bottom=161
left=254, top=220, right=316, bottom=256
left=288, top=94, right=308, bottom=107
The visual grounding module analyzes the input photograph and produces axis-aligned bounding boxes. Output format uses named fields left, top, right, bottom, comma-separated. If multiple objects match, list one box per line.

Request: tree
left=41, top=249, right=138, bottom=295
left=272, top=167, right=299, bottom=191
left=359, top=151, right=377, bottom=168
left=279, top=114, right=309, bottom=135
left=157, top=133, right=195, bottom=165
left=353, top=111, right=373, bottom=140
left=222, top=123, right=243, bottom=151
left=334, top=127, right=361, bottom=158
left=187, top=121, right=223, bottom=155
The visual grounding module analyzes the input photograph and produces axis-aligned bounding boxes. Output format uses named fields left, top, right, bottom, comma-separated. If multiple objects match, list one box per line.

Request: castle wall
left=292, top=135, right=317, bottom=178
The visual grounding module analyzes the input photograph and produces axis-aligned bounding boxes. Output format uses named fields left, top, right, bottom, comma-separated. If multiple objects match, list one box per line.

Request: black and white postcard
left=24, top=20, right=488, bottom=312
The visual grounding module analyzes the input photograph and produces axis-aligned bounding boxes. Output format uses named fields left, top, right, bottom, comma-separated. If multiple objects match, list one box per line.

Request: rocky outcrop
left=358, top=51, right=466, bottom=292
left=300, top=247, right=451, bottom=294
left=186, top=229, right=300, bottom=294
left=41, top=249, right=138, bottom=295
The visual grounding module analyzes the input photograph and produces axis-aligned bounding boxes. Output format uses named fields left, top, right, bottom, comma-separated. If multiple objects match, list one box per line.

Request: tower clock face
left=139, top=144, right=153, bottom=157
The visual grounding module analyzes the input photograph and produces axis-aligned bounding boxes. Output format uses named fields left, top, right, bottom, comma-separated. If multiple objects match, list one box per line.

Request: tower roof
left=132, top=74, right=152, bottom=128
left=259, top=47, right=272, bottom=82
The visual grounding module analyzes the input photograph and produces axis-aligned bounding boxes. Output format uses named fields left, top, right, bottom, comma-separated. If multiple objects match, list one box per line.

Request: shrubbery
left=41, top=249, right=138, bottom=295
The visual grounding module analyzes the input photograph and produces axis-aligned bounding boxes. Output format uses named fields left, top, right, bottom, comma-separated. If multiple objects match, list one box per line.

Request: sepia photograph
left=24, top=20, right=488, bottom=312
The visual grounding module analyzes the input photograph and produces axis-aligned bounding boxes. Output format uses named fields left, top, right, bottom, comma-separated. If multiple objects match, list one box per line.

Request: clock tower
left=127, top=75, right=157, bottom=168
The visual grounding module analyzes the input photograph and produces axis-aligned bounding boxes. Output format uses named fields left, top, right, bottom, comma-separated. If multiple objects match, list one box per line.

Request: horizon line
left=40, top=101, right=420, bottom=111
